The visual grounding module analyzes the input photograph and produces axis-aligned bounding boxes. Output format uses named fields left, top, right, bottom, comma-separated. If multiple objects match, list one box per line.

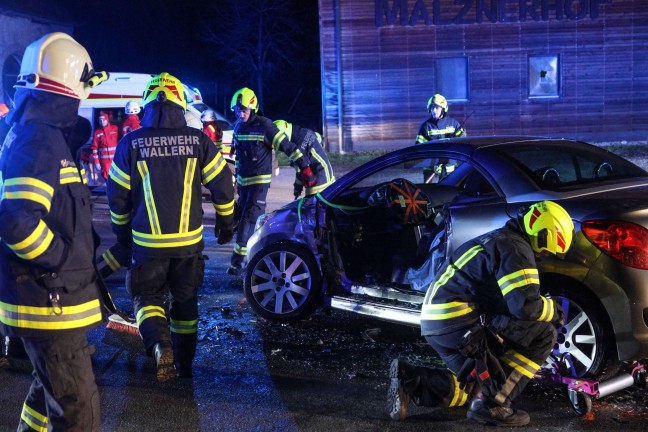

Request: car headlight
left=255, top=212, right=274, bottom=231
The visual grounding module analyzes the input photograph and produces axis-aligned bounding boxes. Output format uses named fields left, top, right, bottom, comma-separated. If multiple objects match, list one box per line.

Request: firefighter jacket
left=420, top=219, right=563, bottom=337
left=203, top=121, right=223, bottom=147
left=107, top=101, right=235, bottom=260
left=232, top=113, right=310, bottom=187
left=290, top=124, right=336, bottom=195
left=415, top=116, right=465, bottom=144
left=91, top=122, right=119, bottom=166
left=121, top=113, right=141, bottom=138
left=0, top=89, right=102, bottom=337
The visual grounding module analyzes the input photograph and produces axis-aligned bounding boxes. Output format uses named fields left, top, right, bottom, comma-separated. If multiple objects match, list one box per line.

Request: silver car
left=244, top=136, right=648, bottom=378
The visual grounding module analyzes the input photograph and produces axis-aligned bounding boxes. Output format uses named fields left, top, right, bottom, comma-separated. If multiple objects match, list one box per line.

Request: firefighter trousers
left=18, top=332, right=100, bottom=432
left=231, top=184, right=269, bottom=268
left=128, top=254, right=204, bottom=363
left=424, top=319, right=557, bottom=407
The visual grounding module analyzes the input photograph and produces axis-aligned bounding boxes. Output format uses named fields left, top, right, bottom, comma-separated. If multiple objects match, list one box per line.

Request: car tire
left=244, top=242, right=321, bottom=322
left=544, top=286, right=618, bottom=378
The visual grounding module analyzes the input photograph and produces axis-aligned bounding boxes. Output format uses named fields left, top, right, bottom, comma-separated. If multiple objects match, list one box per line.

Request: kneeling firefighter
left=389, top=201, right=573, bottom=427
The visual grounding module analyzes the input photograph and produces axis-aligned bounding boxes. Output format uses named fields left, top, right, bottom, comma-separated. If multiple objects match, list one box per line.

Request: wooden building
left=318, top=0, right=648, bottom=152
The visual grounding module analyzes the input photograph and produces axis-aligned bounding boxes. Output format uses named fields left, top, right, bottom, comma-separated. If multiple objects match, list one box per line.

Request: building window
left=435, top=57, right=469, bottom=102
left=529, top=55, right=560, bottom=98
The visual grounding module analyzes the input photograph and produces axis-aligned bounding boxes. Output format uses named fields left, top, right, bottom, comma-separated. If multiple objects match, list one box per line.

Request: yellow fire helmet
left=427, top=93, right=448, bottom=115
left=142, top=72, right=187, bottom=111
left=15, top=32, right=107, bottom=99
left=522, top=200, right=574, bottom=257
left=273, top=120, right=293, bottom=141
left=230, top=87, right=258, bottom=112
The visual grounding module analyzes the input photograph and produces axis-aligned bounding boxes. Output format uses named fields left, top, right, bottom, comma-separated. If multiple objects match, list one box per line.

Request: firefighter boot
left=173, top=333, right=197, bottom=378
left=153, top=341, right=176, bottom=382
left=467, top=394, right=530, bottom=427
left=387, top=359, right=420, bottom=420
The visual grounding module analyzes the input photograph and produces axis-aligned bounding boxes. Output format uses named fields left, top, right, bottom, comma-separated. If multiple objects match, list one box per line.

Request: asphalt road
left=1, top=168, right=647, bottom=431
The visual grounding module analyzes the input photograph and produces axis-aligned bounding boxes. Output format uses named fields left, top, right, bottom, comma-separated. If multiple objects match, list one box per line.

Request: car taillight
left=582, top=220, right=648, bottom=270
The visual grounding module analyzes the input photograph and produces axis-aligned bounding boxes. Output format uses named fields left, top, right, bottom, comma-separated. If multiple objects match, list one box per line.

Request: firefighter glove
left=95, top=164, right=102, bottom=172
left=293, top=180, right=304, bottom=199
left=457, top=358, right=476, bottom=389
left=215, top=226, right=234, bottom=245
left=215, top=215, right=235, bottom=245
left=457, top=321, right=506, bottom=398
left=301, top=166, right=316, bottom=188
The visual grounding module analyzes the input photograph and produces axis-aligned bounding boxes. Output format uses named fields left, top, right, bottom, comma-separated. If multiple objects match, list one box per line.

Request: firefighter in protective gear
left=201, top=109, right=223, bottom=148
left=416, top=94, right=465, bottom=182
left=389, top=201, right=573, bottom=427
left=227, top=88, right=316, bottom=276
left=273, top=120, right=335, bottom=199
left=0, top=32, right=107, bottom=432
left=107, top=72, right=235, bottom=381
left=91, top=110, right=119, bottom=180
left=121, top=100, right=142, bottom=138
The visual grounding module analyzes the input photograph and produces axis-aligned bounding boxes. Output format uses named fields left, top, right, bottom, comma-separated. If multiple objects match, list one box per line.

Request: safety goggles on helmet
left=230, top=87, right=258, bottom=113
left=522, top=200, right=574, bottom=257
left=15, top=32, right=108, bottom=100
left=142, top=72, right=187, bottom=111
left=273, top=120, right=293, bottom=141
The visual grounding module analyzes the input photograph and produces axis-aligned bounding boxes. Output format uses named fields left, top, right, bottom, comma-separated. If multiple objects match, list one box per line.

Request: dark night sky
left=61, top=0, right=322, bottom=128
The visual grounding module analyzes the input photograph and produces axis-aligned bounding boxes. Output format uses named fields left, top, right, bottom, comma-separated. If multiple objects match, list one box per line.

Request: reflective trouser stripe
left=234, top=243, right=247, bottom=256
left=170, top=318, right=198, bottom=335
left=449, top=374, right=471, bottom=407
left=136, top=305, right=166, bottom=327
left=20, top=402, right=48, bottom=432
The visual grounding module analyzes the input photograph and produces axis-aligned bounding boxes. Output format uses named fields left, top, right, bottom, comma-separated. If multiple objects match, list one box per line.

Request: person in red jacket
left=121, top=100, right=141, bottom=138
left=91, top=110, right=119, bottom=180
left=201, top=109, right=223, bottom=148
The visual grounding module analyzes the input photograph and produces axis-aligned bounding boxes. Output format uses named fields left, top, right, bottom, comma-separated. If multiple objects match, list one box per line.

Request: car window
left=352, top=158, right=464, bottom=189
left=489, top=142, right=647, bottom=190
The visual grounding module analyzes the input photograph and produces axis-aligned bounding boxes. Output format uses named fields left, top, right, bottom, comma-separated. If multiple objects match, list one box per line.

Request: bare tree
left=202, top=0, right=306, bottom=110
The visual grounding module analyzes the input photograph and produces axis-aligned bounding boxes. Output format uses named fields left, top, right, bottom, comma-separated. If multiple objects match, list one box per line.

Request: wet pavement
left=1, top=168, right=647, bottom=431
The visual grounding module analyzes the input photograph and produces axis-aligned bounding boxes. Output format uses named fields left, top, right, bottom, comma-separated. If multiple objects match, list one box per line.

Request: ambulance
left=78, top=72, right=234, bottom=165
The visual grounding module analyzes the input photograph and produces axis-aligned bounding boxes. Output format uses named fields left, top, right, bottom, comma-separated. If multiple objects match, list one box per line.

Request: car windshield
left=487, top=142, right=648, bottom=190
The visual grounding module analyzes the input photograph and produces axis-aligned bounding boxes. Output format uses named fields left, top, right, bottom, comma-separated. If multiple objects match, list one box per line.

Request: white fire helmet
left=201, top=110, right=216, bottom=122
left=125, top=100, right=141, bottom=115
left=15, top=32, right=108, bottom=100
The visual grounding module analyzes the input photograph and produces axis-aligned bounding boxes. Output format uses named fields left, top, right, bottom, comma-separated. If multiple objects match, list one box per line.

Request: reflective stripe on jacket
left=290, top=125, right=336, bottom=195
left=107, top=102, right=235, bottom=259
left=420, top=219, right=561, bottom=337
left=91, top=124, right=119, bottom=164
left=232, top=113, right=309, bottom=187
left=0, top=90, right=102, bottom=336
left=415, top=116, right=465, bottom=144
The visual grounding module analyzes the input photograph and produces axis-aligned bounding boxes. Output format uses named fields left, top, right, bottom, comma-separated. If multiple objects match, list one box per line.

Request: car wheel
left=244, top=242, right=321, bottom=322
left=544, top=287, right=617, bottom=378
